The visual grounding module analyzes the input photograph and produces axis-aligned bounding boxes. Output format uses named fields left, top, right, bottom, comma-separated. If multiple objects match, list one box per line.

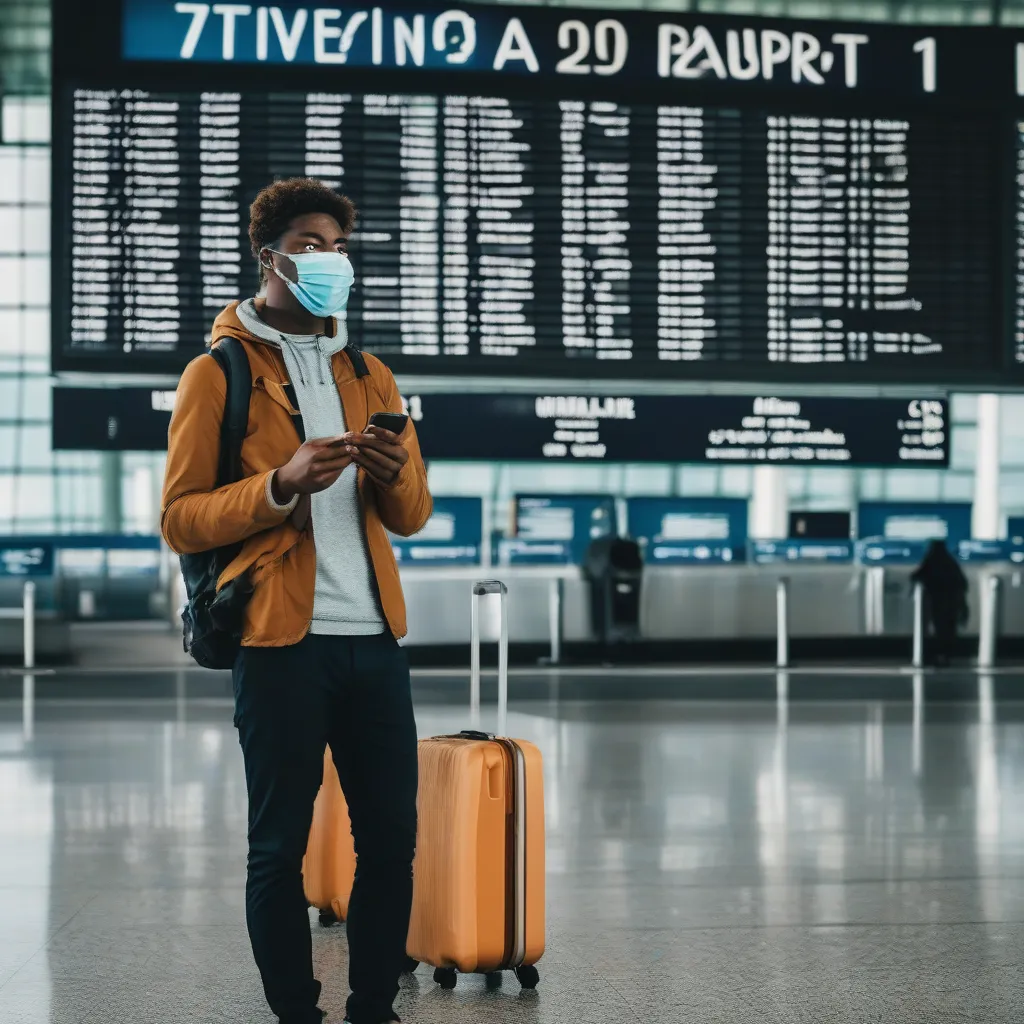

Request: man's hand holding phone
left=272, top=438, right=353, bottom=503
left=272, top=414, right=409, bottom=503
left=343, top=412, right=410, bottom=487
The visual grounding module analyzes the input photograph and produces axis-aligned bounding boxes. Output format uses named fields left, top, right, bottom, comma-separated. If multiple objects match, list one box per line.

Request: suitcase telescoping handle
left=470, top=579, right=509, bottom=737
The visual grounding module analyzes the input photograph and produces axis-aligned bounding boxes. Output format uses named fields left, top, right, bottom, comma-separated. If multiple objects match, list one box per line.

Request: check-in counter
left=399, top=566, right=590, bottom=646
left=271, top=486, right=1024, bottom=653
left=638, top=563, right=865, bottom=640
left=874, top=564, right=1024, bottom=639
left=398, top=562, right=1024, bottom=647
left=1000, top=568, right=1024, bottom=634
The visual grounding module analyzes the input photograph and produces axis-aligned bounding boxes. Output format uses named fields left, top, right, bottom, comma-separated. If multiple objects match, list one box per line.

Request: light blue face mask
left=267, top=249, right=354, bottom=318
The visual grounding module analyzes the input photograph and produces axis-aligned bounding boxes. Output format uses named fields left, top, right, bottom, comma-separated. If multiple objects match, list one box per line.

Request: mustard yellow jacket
left=161, top=303, right=432, bottom=645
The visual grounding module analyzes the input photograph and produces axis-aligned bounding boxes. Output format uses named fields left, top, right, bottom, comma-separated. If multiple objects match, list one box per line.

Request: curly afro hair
left=248, top=177, right=357, bottom=284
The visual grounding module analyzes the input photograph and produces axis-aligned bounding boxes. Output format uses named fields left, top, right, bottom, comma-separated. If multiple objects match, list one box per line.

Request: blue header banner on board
left=122, top=0, right=529, bottom=72
left=119, top=0, right=1011, bottom=103
left=391, top=496, right=482, bottom=566
left=627, top=498, right=747, bottom=564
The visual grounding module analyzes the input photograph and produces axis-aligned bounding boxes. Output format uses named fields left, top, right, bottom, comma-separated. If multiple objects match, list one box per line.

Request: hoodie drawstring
left=315, top=335, right=326, bottom=384
left=282, top=335, right=308, bottom=386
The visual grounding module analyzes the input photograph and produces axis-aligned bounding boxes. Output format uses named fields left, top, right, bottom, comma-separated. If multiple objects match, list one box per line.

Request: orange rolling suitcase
left=302, top=746, right=356, bottom=927
left=407, top=580, right=545, bottom=990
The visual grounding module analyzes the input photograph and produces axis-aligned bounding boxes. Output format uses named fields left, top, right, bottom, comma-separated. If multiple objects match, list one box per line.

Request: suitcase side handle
left=470, top=578, right=509, bottom=736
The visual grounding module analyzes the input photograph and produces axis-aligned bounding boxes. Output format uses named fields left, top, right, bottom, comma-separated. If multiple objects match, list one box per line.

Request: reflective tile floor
left=3, top=670, right=1024, bottom=1022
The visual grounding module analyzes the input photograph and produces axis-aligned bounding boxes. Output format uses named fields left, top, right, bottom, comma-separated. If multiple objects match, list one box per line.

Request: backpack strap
left=346, top=342, right=370, bottom=380
left=281, top=382, right=306, bottom=443
left=209, top=337, right=252, bottom=486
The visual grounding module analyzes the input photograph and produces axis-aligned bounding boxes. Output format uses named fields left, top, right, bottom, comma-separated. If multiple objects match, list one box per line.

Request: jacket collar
left=235, top=297, right=349, bottom=357
left=209, top=301, right=362, bottom=385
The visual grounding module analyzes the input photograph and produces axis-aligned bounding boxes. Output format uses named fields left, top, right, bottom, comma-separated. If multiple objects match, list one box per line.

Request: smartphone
left=369, top=411, right=409, bottom=435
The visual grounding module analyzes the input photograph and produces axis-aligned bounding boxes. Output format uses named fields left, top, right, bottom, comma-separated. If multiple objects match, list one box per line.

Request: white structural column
left=973, top=394, right=1002, bottom=541
left=750, top=465, right=789, bottom=539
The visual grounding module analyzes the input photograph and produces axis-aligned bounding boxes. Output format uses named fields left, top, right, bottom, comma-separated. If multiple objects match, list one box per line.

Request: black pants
left=233, top=632, right=418, bottom=1024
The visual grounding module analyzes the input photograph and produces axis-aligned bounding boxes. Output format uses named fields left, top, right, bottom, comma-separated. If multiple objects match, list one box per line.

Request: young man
left=162, top=178, right=432, bottom=1024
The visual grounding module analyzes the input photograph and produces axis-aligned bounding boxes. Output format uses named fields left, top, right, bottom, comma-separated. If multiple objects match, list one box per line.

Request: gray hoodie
left=237, top=297, right=384, bottom=636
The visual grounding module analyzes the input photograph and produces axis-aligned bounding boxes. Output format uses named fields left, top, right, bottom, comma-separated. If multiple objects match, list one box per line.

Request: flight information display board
left=406, top=392, right=948, bottom=466
left=51, top=385, right=175, bottom=450
left=52, top=0, right=1022, bottom=384
left=1017, top=122, right=1024, bottom=367
left=52, top=384, right=948, bottom=467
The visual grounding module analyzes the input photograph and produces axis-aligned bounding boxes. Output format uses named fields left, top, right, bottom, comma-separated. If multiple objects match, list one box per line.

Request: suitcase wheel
left=433, top=967, right=458, bottom=990
left=515, top=965, right=540, bottom=990
left=403, top=957, right=419, bottom=975
left=485, top=972, right=503, bottom=990
left=317, top=908, right=338, bottom=928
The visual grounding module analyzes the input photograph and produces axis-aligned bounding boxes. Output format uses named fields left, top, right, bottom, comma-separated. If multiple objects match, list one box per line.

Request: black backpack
left=179, top=338, right=254, bottom=669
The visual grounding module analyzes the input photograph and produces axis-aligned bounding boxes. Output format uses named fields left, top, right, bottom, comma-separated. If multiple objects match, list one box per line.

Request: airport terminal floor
left=4, top=667, right=1024, bottom=1023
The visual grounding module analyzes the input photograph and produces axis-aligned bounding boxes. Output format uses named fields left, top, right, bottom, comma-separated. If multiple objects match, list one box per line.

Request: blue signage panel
left=958, top=539, right=1015, bottom=563
left=1008, top=517, right=1024, bottom=546
left=391, top=496, right=482, bottom=566
left=627, top=498, right=747, bottom=565
left=514, top=495, right=615, bottom=565
left=55, top=535, right=161, bottom=578
left=751, top=540, right=854, bottom=564
left=0, top=533, right=162, bottom=551
left=0, top=542, right=55, bottom=578
left=0, top=535, right=162, bottom=578
left=497, top=539, right=571, bottom=566
left=857, top=502, right=972, bottom=550
left=856, top=539, right=928, bottom=565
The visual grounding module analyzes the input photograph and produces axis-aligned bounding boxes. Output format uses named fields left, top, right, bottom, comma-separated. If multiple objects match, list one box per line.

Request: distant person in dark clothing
left=911, top=541, right=969, bottom=666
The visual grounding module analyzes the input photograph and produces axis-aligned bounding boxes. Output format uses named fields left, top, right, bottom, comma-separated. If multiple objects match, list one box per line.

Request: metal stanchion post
left=776, top=577, right=789, bottom=670
left=545, top=576, right=563, bottom=666
left=864, top=566, right=885, bottom=635
left=978, top=574, right=1000, bottom=669
left=776, top=670, right=789, bottom=728
left=22, top=581, right=35, bottom=670
left=22, top=672, right=34, bottom=744
left=912, top=581, right=924, bottom=669
left=911, top=671, right=924, bottom=777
